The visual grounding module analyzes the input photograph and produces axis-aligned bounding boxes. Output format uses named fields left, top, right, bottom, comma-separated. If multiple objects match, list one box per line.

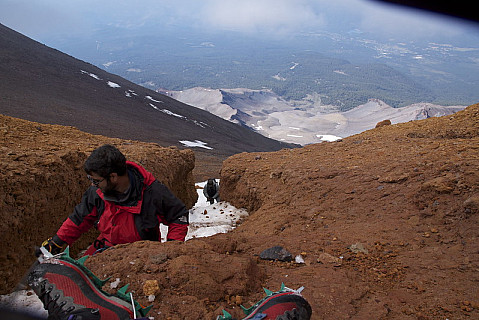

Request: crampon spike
left=63, top=246, right=71, bottom=258
left=240, top=304, right=254, bottom=315
left=140, top=305, right=153, bottom=317
left=263, top=287, right=274, bottom=296
left=216, top=309, right=233, bottom=320
left=118, top=284, right=130, bottom=295
left=76, top=255, right=88, bottom=266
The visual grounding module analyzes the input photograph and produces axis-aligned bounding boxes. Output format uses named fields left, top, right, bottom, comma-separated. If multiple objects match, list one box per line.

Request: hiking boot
left=217, top=285, right=312, bottom=320
left=28, top=260, right=134, bottom=320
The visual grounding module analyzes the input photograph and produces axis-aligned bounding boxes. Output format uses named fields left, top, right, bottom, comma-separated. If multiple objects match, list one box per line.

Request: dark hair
left=84, top=144, right=127, bottom=178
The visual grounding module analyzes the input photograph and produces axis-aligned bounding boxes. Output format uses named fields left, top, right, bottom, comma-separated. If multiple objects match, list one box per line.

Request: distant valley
left=47, top=27, right=479, bottom=111
left=163, top=87, right=466, bottom=145
left=4, top=22, right=477, bottom=148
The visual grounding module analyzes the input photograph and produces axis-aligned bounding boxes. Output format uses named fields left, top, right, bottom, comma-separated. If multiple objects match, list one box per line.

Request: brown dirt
left=1, top=104, right=479, bottom=320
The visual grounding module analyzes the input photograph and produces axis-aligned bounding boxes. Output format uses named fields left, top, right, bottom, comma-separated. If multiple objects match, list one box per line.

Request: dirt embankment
left=0, top=114, right=197, bottom=294
left=218, top=104, right=479, bottom=319
left=1, top=104, right=479, bottom=320
left=85, top=104, right=478, bottom=320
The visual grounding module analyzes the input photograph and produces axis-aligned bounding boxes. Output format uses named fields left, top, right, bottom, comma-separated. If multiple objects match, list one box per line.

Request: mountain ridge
left=0, top=23, right=295, bottom=179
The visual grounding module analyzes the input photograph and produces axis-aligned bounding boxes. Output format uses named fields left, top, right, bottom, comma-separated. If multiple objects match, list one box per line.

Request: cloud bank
left=0, top=0, right=477, bottom=41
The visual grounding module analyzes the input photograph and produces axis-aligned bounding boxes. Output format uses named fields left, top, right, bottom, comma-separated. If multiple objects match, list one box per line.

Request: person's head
left=84, top=144, right=127, bottom=193
left=207, top=178, right=215, bottom=185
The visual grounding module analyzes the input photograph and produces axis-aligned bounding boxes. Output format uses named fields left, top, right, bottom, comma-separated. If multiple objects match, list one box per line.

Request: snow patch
left=179, top=140, right=213, bottom=149
left=146, top=96, right=162, bottom=103
left=316, top=134, right=342, bottom=142
left=161, top=109, right=185, bottom=119
left=107, top=81, right=120, bottom=88
left=333, top=70, right=348, bottom=75
left=80, top=70, right=101, bottom=80
left=290, top=62, right=299, bottom=70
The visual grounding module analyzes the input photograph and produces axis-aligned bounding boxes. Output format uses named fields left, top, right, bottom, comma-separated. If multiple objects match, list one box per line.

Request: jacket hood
left=126, top=161, right=155, bottom=186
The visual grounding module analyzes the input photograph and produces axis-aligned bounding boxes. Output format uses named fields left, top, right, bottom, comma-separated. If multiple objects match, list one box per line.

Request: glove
left=35, top=234, right=66, bottom=257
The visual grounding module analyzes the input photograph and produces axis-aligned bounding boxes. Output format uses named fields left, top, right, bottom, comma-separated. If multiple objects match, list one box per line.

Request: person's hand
left=35, top=235, right=65, bottom=257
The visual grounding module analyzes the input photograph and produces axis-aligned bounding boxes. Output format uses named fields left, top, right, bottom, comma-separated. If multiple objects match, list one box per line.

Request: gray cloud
left=0, top=0, right=477, bottom=41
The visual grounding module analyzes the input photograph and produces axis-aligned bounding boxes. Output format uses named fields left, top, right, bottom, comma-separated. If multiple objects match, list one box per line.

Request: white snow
left=146, top=96, right=162, bottom=103
left=179, top=140, right=213, bottom=149
left=149, top=103, right=159, bottom=111
left=160, top=109, right=185, bottom=119
left=107, top=81, right=120, bottom=88
left=290, top=62, right=299, bottom=70
left=0, top=181, right=248, bottom=318
left=80, top=70, right=101, bottom=80
left=316, top=134, right=342, bottom=142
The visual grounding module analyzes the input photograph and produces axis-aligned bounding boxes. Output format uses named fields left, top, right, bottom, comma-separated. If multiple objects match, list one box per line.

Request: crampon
left=216, top=284, right=312, bottom=320
left=27, top=247, right=311, bottom=319
left=28, top=247, right=151, bottom=320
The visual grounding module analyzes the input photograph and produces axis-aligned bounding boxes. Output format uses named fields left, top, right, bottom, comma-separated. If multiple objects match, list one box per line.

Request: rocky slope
left=1, top=104, right=478, bottom=320
left=0, top=23, right=293, bottom=183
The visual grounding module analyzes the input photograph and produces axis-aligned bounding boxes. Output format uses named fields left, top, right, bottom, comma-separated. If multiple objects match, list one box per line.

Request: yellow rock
left=143, top=279, right=160, bottom=296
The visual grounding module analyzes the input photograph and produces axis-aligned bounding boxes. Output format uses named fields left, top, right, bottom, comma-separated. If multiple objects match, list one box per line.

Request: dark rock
left=259, top=246, right=293, bottom=262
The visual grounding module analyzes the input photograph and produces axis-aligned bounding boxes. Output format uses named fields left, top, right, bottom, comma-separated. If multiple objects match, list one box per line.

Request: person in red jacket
left=38, top=144, right=189, bottom=256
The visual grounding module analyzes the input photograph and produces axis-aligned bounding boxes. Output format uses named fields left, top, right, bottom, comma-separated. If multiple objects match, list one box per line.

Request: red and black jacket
left=56, top=161, right=189, bottom=255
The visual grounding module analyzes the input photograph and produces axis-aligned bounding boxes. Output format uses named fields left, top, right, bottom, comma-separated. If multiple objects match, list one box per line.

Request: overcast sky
left=1, top=0, right=478, bottom=42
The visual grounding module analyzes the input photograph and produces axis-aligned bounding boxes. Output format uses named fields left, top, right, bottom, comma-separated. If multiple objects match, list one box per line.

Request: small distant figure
left=203, top=178, right=220, bottom=204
